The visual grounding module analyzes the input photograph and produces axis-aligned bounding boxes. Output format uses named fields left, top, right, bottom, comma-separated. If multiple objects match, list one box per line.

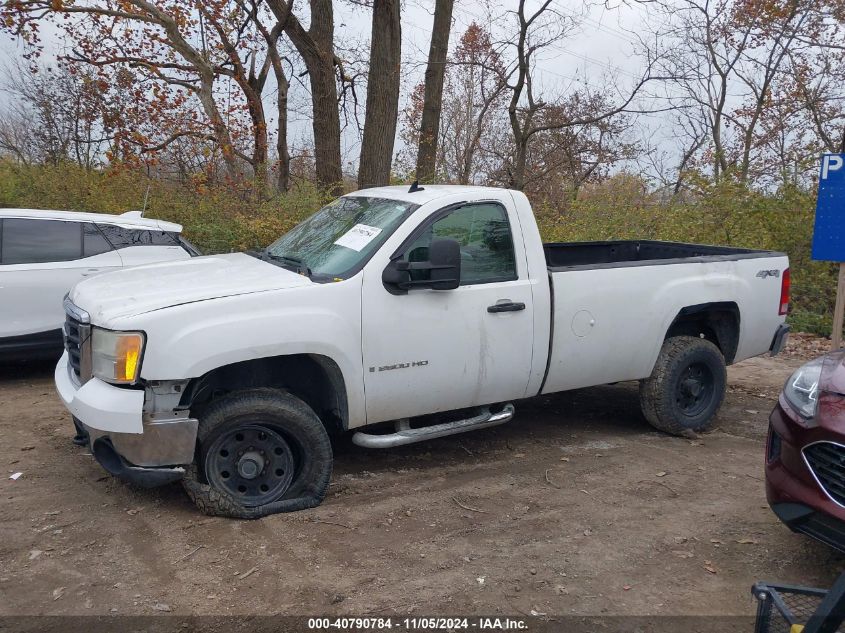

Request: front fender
left=118, top=279, right=367, bottom=427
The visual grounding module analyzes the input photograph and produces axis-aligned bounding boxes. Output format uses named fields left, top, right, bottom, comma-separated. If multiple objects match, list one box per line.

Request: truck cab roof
left=346, top=185, right=514, bottom=206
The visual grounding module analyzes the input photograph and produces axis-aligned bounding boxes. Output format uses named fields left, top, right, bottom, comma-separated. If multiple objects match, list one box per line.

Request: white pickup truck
left=55, top=185, right=790, bottom=517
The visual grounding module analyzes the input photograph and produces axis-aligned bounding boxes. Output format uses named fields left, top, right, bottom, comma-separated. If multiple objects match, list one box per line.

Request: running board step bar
left=352, top=404, right=515, bottom=449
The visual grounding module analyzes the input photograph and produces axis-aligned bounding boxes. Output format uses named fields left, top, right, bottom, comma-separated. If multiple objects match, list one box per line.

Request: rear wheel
left=639, top=336, right=726, bottom=436
left=182, top=389, right=332, bottom=518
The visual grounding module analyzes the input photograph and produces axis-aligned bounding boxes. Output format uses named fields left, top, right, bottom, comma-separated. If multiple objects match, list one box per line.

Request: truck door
left=360, top=200, right=535, bottom=425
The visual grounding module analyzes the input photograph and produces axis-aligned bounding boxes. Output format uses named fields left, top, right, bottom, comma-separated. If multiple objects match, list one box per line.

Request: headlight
left=92, top=328, right=145, bottom=384
left=783, top=357, right=823, bottom=419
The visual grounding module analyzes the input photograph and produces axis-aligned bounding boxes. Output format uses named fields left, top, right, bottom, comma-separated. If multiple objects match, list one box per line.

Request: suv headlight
left=92, top=328, right=145, bottom=384
left=783, top=357, right=823, bottom=419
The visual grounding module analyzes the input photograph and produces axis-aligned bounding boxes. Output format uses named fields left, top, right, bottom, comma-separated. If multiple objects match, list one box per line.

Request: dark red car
left=767, top=349, right=845, bottom=552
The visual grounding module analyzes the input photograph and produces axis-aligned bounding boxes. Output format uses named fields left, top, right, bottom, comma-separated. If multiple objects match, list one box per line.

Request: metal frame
left=806, top=572, right=845, bottom=633
left=352, top=404, right=515, bottom=448
left=753, top=572, right=845, bottom=633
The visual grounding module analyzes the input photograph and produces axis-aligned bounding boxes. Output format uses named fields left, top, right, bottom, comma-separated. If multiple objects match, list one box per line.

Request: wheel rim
left=675, top=361, right=715, bottom=418
left=204, top=424, right=295, bottom=507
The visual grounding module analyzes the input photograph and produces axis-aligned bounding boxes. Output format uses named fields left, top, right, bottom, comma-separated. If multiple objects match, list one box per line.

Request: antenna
left=408, top=180, right=425, bottom=193
left=141, top=185, right=150, bottom=217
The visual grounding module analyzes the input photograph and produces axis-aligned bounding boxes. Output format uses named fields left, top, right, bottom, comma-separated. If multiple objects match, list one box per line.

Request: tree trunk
left=272, top=0, right=343, bottom=195
left=275, top=63, right=291, bottom=192
left=510, top=136, right=528, bottom=191
left=265, top=28, right=290, bottom=192
left=245, top=87, right=269, bottom=187
left=358, top=0, right=402, bottom=189
left=415, top=0, right=454, bottom=183
left=196, top=72, right=240, bottom=181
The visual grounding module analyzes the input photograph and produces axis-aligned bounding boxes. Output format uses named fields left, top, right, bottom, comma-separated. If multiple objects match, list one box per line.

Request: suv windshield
left=266, top=196, right=418, bottom=279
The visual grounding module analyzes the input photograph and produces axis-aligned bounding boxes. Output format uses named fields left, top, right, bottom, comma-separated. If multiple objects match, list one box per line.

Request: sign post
left=834, top=265, right=845, bottom=350
left=812, top=153, right=845, bottom=349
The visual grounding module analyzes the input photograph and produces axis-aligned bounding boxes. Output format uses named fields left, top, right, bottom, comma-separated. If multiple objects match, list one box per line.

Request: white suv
left=0, top=209, right=198, bottom=360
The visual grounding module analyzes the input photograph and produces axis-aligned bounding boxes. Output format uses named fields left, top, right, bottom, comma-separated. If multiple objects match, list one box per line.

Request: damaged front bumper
left=55, top=352, right=197, bottom=487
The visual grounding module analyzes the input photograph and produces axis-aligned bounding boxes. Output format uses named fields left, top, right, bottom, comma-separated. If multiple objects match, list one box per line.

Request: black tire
left=182, top=388, right=332, bottom=519
left=639, top=336, right=727, bottom=436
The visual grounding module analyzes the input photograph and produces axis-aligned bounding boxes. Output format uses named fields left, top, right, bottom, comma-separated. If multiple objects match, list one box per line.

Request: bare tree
left=0, top=64, right=111, bottom=168
left=1, top=0, right=294, bottom=188
left=439, top=23, right=508, bottom=185
left=517, top=96, right=639, bottom=201
left=268, top=0, right=344, bottom=194
left=399, top=22, right=507, bottom=185
left=653, top=0, right=824, bottom=185
left=358, top=0, right=402, bottom=188
left=415, top=0, right=455, bottom=183
left=497, top=0, right=659, bottom=191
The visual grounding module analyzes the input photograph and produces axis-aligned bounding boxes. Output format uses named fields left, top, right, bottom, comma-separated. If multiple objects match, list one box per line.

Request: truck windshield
left=266, top=196, right=418, bottom=280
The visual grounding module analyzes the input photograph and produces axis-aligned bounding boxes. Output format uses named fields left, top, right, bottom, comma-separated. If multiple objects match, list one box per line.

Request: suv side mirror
left=382, top=238, right=462, bottom=294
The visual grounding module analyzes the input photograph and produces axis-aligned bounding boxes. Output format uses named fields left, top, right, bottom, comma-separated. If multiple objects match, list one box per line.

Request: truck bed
left=539, top=239, right=789, bottom=397
left=544, top=240, right=781, bottom=271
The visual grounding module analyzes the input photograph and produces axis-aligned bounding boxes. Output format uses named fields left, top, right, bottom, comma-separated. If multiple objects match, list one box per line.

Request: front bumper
left=55, top=352, right=197, bottom=484
left=765, top=400, right=845, bottom=552
left=769, top=501, right=845, bottom=553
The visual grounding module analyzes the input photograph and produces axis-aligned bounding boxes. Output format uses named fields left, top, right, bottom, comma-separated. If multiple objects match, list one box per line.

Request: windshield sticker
left=334, top=224, right=383, bottom=252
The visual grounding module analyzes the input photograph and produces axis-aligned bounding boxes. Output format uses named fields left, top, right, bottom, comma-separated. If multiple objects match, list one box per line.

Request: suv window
left=98, top=225, right=181, bottom=249
left=83, top=222, right=113, bottom=257
left=0, top=218, right=84, bottom=265
left=404, top=203, right=517, bottom=285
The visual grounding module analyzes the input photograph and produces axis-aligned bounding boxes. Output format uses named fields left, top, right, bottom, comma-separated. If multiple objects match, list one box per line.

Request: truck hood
left=71, top=253, right=311, bottom=325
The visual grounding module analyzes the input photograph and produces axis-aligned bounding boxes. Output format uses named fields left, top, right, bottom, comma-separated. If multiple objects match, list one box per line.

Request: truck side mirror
left=427, top=238, right=461, bottom=290
left=382, top=238, right=462, bottom=294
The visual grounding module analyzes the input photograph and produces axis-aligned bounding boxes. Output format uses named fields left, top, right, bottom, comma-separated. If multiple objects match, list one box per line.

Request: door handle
left=487, top=301, right=526, bottom=313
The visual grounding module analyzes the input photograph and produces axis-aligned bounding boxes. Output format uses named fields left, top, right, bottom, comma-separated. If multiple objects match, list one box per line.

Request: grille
left=64, top=313, right=83, bottom=376
left=62, top=299, right=91, bottom=382
left=805, top=442, right=845, bottom=507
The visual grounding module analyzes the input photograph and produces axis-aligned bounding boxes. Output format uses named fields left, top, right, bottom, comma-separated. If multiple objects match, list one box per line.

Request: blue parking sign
left=813, top=154, right=845, bottom=262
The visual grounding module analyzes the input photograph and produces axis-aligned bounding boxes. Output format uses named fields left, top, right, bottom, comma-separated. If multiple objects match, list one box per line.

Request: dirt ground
left=1, top=334, right=843, bottom=620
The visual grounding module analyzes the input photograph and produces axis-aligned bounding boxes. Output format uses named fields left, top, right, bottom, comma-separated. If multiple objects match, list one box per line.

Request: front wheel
left=639, top=336, right=727, bottom=436
left=182, top=389, right=332, bottom=518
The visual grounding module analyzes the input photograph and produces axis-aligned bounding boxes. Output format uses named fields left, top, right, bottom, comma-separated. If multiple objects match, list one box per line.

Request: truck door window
left=405, top=203, right=517, bottom=285
left=1, top=219, right=83, bottom=264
